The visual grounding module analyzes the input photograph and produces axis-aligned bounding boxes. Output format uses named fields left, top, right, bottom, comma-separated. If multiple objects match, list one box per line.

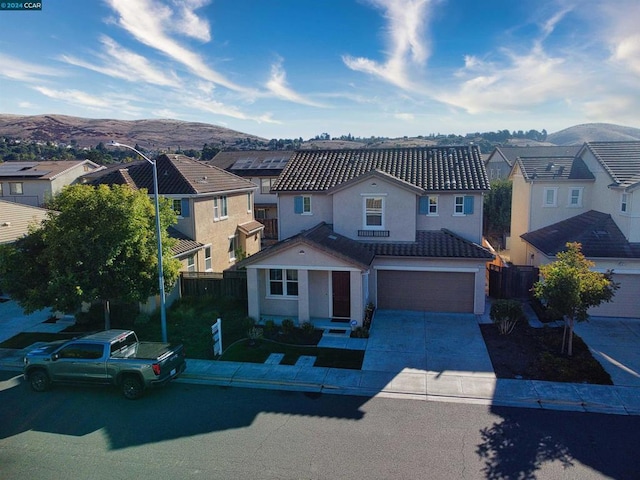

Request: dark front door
left=332, top=271, right=351, bottom=318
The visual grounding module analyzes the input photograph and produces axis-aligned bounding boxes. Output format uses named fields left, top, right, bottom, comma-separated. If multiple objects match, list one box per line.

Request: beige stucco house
left=0, top=160, right=103, bottom=207
left=238, top=147, right=494, bottom=327
left=0, top=199, right=51, bottom=244
left=509, top=141, right=640, bottom=317
left=90, top=154, right=263, bottom=275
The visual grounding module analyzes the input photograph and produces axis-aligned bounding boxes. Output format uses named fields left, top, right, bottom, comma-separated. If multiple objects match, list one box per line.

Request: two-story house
left=509, top=141, right=640, bottom=317
left=208, top=151, right=292, bottom=244
left=0, top=199, right=51, bottom=245
left=485, top=146, right=581, bottom=181
left=0, top=160, right=103, bottom=207
left=238, top=147, right=494, bottom=327
left=90, top=154, right=263, bottom=275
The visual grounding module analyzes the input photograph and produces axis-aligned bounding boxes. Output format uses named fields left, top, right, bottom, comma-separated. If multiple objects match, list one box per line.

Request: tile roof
left=167, top=226, right=204, bottom=256
left=492, top=146, right=581, bottom=166
left=208, top=151, right=292, bottom=176
left=240, top=222, right=493, bottom=269
left=515, top=156, right=595, bottom=181
left=272, top=146, right=490, bottom=193
left=583, top=141, right=640, bottom=189
left=0, top=199, right=52, bottom=244
left=90, top=154, right=256, bottom=195
left=364, top=229, right=495, bottom=259
left=521, top=210, right=640, bottom=259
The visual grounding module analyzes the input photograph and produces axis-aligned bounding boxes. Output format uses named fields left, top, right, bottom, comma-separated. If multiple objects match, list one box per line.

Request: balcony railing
left=257, top=218, right=278, bottom=239
left=358, top=229, right=390, bottom=237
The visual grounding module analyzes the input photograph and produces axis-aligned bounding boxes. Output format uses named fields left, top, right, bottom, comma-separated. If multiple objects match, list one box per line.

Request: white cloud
left=184, top=96, right=280, bottom=124
left=0, top=53, right=62, bottom=82
left=33, top=86, right=113, bottom=109
left=394, top=113, right=414, bottom=121
left=105, top=0, right=253, bottom=93
left=265, top=60, right=326, bottom=107
left=60, top=36, right=181, bottom=87
left=343, top=0, right=432, bottom=90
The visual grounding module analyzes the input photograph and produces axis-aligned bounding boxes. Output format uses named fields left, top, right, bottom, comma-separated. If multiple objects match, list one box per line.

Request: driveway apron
left=362, top=310, right=495, bottom=376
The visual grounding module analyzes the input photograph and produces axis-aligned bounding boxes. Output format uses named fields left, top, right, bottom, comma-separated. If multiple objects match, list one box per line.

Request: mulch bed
left=480, top=320, right=613, bottom=385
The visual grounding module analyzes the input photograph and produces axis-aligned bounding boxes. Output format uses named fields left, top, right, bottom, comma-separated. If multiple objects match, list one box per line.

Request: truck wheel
left=121, top=375, right=144, bottom=400
left=29, top=369, right=50, bottom=392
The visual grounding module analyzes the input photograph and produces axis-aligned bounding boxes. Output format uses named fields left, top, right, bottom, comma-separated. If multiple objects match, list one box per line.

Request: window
left=294, top=195, right=312, bottom=214
left=543, top=187, right=558, bottom=207
left=0, top=183, right=3, bottom=196
left=364, top=196, right=384, bottom=228
left=568, top=187, right=583, bottom=207
left=204, top=246, right=212, bottom=271
left=260, top=178, right=274, bottom=194
left=58, top=343, right=104, bottom=360
left=187, top=255, right=195, bottom=272
left=9, top=182, right=23, bottom=195
left=268, top=269, right=298, bottom=296
left=621, top=193, right=630, bottom=213
left=228, top=235, right=238, bottom=262
left=255, top=208, right=267, bottom=220
left=213, top=196, right=228, bottom=220
left=247, top=193, right=252, bottom=212
left=172, top=199, right=182, bottom=216
left=454, top=196, right=474, bottom=215
left=419, top=196, right=438, bottom=215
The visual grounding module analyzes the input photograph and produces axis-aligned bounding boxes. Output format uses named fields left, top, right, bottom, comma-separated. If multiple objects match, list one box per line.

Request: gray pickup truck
left=23, top=329, right=187, bottom=399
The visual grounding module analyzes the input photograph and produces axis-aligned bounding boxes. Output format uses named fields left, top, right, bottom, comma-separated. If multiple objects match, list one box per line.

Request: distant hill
left=547, top=123, right=640, bottom=145
left=0, top=114, right=267, bottom=150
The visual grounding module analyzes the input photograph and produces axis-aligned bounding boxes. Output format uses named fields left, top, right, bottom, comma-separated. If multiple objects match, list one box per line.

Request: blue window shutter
left=294, top=196, right=303, bottom=214
left=418, top=196, right=429, bottom=215
left=463, top=196, right=474, bottom=214
left=181, top=199, right=190, bottom=217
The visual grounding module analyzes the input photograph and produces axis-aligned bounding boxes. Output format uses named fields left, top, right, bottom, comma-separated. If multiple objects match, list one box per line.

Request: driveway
left=574, top=317, right=640, bottom=386
left=362, top=310, right=495, bottom=376
left=0, top=299, right=54, bottom=344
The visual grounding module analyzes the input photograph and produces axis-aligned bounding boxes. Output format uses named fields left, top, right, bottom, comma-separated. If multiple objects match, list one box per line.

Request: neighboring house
left=90, top=154, right=263, bottom=274
left=238, top=147, right=494, bottom=327
left=485, top=146, right=581, bottom=180
left=0, top=199, right=51, bottom=244
left=509, top=141, right=640, bottom=317
left=208, top=151, right=292, bottom=243
left=0, top=160, right=103, bottom=207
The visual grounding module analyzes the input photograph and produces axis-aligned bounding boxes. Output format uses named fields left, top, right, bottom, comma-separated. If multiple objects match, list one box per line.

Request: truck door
left=50, top=342, right=108, bottom=383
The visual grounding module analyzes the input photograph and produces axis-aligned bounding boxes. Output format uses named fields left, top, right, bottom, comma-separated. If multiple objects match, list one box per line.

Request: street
left=1, top=370, right=639, bottom=479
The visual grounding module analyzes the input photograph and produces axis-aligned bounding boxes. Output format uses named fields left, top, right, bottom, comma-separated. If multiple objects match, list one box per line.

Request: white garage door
left=377, top=270, right=475, bottom=312
left=589, top=274, right=640, bottom=318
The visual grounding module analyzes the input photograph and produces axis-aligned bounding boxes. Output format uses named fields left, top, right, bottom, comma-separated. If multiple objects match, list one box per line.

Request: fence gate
left=488, top=264, right=539, bottom=299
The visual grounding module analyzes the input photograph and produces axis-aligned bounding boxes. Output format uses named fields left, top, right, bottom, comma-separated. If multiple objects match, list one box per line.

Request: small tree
left=532, top=242, right=618, bottom=356
left=489, top=299, right=523, bottom=335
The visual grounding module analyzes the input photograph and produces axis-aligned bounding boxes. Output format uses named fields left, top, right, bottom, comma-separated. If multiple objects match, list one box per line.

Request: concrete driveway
left=0, top=299, right=54, bottom=344
left=362, top=310, right=495, bottom=377
left=574, top=317, right=640, bottom=387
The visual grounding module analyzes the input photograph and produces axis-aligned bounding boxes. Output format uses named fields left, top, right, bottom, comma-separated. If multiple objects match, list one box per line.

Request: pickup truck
left=23, top=329, right=187, bottom=399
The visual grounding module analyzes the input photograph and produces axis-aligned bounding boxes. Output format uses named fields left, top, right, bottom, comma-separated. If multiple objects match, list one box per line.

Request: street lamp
left=109, top=142, right=167, bottom=342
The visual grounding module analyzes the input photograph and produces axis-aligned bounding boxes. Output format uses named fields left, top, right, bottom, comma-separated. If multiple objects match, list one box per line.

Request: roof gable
left=272, top=146, right=489, bottom=193
left=491, top=146, right=582, bottom=167
left=515, top=156, right=594, bottom=182
left=582, top=141, right=640, bottom=189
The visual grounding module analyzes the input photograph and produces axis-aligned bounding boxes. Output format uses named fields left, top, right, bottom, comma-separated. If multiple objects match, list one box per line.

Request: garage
left=377, top=270, right=475, bottom=312
left=589, top=274, right=640, bottom=318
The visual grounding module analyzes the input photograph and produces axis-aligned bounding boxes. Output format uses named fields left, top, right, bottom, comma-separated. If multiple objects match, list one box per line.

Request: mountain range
left=0, top=114, right=639, bottom=150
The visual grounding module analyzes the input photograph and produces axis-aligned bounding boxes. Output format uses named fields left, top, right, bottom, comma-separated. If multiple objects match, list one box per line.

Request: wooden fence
left=488, top=264, right=539, bottom=299
left=180, top=271, right=247, bottom=300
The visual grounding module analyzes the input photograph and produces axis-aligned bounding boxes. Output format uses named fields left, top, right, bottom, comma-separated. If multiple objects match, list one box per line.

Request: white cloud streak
left=0, top=53, right=62, bottom=82
left=265, top=60, right=326, bottom=107
left=33, top=86, right=113, bottom=109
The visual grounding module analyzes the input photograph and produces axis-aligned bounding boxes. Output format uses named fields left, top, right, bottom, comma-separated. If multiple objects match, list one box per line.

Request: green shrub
left=263, top=319, right=277, bottom=334
left=351, top=326, right=369, bottom=338
left=490, top=299, right=524, bottom=335
left=300, top=321, right=315, bottom=336
left=281, top=318, right=295, bottom=335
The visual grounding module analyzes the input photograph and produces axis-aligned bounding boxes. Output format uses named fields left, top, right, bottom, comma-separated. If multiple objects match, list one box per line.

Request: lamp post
left=109, top=142, right=167, bottom=342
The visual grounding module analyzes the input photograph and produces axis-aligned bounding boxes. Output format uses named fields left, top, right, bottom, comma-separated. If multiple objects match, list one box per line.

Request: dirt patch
left=480, top=321, right=613, bottom=385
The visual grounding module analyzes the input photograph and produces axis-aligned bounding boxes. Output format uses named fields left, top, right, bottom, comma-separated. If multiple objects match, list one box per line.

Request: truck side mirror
left=52, top=353, right=60, bottom=361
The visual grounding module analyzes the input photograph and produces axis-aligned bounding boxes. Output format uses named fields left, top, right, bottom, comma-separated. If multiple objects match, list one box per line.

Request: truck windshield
left=110, top=332, right=138, bottom=355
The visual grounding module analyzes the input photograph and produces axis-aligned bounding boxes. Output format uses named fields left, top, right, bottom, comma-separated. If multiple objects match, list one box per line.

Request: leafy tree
left=0, top=184, right=181, bottom=329
left=483, top=178, right=512, bottom=244
left=532, top=242, right=618, bottom=356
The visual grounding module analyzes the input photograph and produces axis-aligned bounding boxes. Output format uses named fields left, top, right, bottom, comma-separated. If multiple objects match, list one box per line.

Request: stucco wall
left=278, top=193, right=333, bottom=239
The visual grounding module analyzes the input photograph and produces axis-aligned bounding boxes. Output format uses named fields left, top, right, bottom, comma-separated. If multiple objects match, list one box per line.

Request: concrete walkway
left=1, top=299, right=640, bottom=415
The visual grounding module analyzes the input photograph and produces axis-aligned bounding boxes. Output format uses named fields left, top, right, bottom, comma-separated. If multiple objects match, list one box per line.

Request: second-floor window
left=9, top=182, right=23, bottom=195
left=204, top=246, right=212, bottom=271
left=419, top=195, right=438, bottom=215
left=228, top=235, right=238, bottom=262
left=621, top=193, right=630, bottom=213
left=364, top=196, right=384, bottom=228
left=247, top=193, right=252, bottom=212
left=213, top=196, right=228, bottom=220
left=294, top=195, right=312, bottom=214
left=187, top=255, right=195, bottom=272
left=568, top=187, right=583, bottom=207
left=260, top=178, right=275, bottom=194
left=454, top=195, right=474, bottom=215
left=543, top=187, right=558, bottom=207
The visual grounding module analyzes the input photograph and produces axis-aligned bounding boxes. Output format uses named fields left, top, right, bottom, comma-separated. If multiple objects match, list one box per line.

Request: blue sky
left=1, top=0, right=639, bottom=140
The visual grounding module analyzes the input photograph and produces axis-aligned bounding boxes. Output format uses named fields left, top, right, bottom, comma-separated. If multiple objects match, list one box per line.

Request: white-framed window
left=9, top=182, right=23, bottom=195
left=621, top=193, right=630, bottom=213
left=204, top=246, right=212, bottom=271
left=255, top=208, right=267, bottom=220
left=454, top=196, right=464, bottom=214
left=454, top=195, right=475, bottom=215
left=260, top=178, right=274, bottom=194
left=364, top=196, right=384, bottom=228
left=268, top=269, right=298, bottom=297
left=568, top=187, right=583, bottom=207
left=247, top=193, right=252, bottom=212
left=228, top=235, right=238, bottom=262
left=187, top=255, right=195, bottom=272
left=294, top=195, right=312, bottom=214
left=0, top=183, right=3, bottom=196
left=172, top=199, right=182, bottom=216
left=419, top=195, right=438, bottom=215
left=213, top=196, right=228, bottom=220
left=543, top=187, right=558, bottom=207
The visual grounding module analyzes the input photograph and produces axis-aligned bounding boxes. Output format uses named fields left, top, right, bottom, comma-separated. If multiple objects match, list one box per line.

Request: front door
left=332, top=271, right=351, bottom=318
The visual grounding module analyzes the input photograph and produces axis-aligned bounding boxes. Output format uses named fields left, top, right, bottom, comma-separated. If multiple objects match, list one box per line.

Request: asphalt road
left=1, top=370, right=639, bottom=479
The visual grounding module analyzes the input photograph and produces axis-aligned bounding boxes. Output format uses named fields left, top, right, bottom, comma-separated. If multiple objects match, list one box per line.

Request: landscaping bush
left=281, top=318, right=295, bottom=335
left=263, top=319, right=277, bottom=335
left=490, top=299, right=524, bottom=335
left=350, top=326, right=369, bottom=338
